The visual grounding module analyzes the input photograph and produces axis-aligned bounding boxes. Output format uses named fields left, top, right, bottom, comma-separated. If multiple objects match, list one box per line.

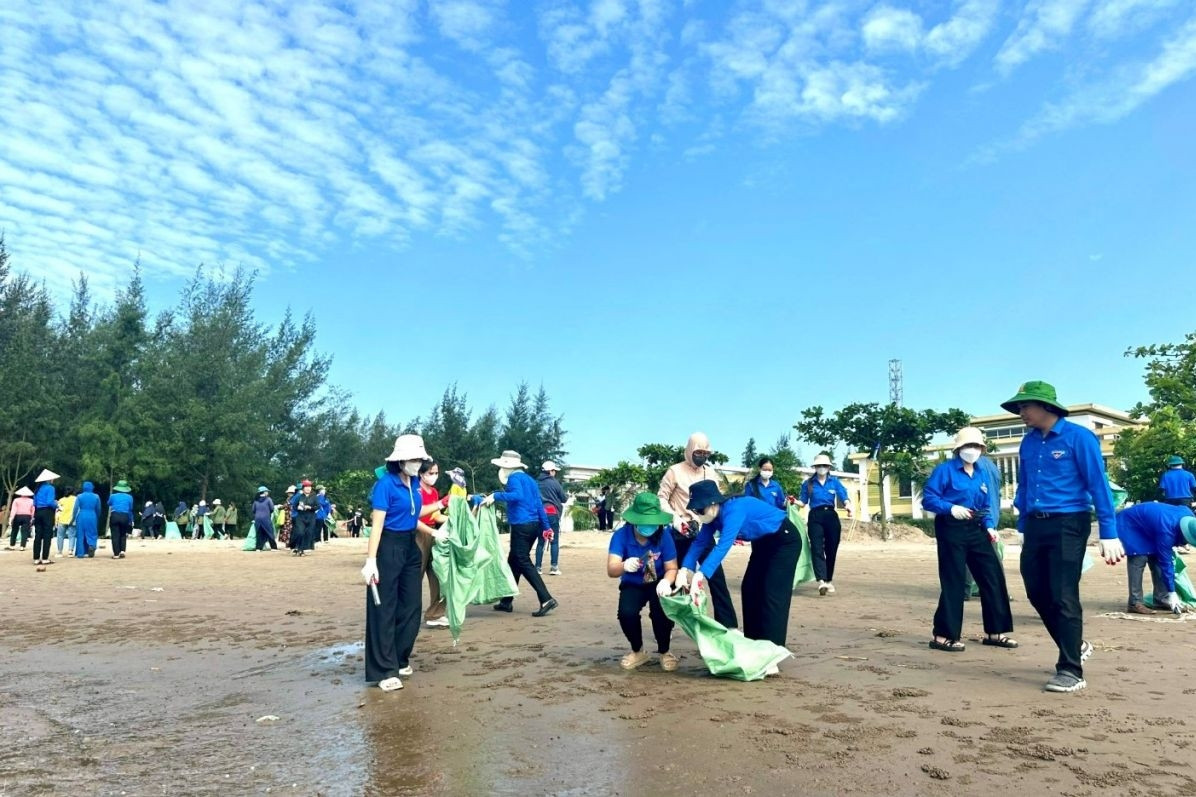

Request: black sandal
left=929, top=639, right=965, bottom=652
left=982, top=635, right=1019, bottom=649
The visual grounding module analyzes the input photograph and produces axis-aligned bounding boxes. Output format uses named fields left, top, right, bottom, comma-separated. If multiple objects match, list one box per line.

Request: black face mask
left=691, top=453, right=708, bottom=467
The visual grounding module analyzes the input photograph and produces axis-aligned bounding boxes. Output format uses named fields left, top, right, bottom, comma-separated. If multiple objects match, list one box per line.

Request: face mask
left=691, top=453, right=708, bottom=467
left=422, top=473, right=438, bottom=485
left=958, top=448, right=981, bottom=464
left=816, top=466, right=830, bottom=476
left=759, top=470, right=773, bottom=482
left=635, top=524, right=658, bottom=537
left=403, top=461, right=421, bottom=477
left=498, top=468, right=512, bottom=485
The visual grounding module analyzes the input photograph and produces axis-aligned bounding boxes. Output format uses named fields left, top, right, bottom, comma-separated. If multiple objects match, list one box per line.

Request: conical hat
left=35, top=469, right=59, bottom=483
left=16, top=486, right=34, bottom=497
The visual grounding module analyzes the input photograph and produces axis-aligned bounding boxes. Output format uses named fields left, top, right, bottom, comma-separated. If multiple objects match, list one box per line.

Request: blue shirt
left=1159, top=468, right=1196, bottom=500
left=608, top=525, right=678, bottom=586
left=370, top=473, right=422, bottom=532
left=743, top=478, right=786, bottom=509
left=1014, top=418, right=1117, bottom=539
left=1117, top=502, right=1193, bottom=592
left=108, top=492, right=134, bottom=516
left=33, top=483, right=58, bottom=510
left=922, top=456, right=999, bottom=529
left=492, top=471, right=551, bottom=527
left=682, top=496, right=787, bottom=576
left=316, top=494, right=332, bottom=520
left=800, top=476, right=847, bottom=508
left=72, top=490, right=101, bottom=524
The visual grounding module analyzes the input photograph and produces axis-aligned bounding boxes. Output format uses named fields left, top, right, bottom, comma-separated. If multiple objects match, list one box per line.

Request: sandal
left=620, top=650, right=651, bottom=670
left=928, top=639, right=965, bottom=652
left=659, top=652, right=679, bottom=672
left=378, top=677, right=403, bottom=692
left=982, top=635, right=1019, bottom=649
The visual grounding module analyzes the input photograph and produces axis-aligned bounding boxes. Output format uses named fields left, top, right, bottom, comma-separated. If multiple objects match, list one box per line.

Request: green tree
left=495, top=383, right=566, bottom=487
left=1126, top=334, right=1196, bottom=421
left=764, top=434, right=804, bottom=497
left=741, top=437, right=758, bottom=468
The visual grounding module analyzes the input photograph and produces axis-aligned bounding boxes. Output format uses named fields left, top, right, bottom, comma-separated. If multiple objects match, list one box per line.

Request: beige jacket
left=657, top=432, right=723, bottom=530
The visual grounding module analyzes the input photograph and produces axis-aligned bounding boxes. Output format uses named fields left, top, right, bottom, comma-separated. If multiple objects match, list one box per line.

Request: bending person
left=1117, top=501, right=1196, bottom=615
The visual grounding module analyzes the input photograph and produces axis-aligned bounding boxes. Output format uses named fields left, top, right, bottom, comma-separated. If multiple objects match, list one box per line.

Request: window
left=898, top=474, right=914, bottom=498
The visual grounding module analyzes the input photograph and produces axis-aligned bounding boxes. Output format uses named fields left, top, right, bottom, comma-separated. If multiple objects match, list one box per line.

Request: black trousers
left=33, top=507, right=56, bottom=561
left=501, top=522, right=552, bottom=605
left=364, top=531, right=423, bottom=682
left=317, top=519, right=328, bottom=543
left=1020, top=512, right=1089, bottom=678
left=9, top=514, right=31, bottom=547
left=110, top=512, right=132, bottom=556
left=597, top=508, right=613, bottom=530
left=672, top=530, right=738, bottom=628
left=742, top=519, right=801, bottom=646
left=617, top=582, right=674, bottom=653
left=254, top=517, right=278, bottom=550
left=807, top=507, right=842, bottom=582
left=292, top=513, right=315, bottom=550
left=1163, top=497, right=1191, bottom=507
left=932, top=516, right=1013, bottom=641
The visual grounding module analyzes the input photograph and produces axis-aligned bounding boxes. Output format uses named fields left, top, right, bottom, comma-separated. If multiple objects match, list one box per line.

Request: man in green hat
left=107, top=480, right=135, bottom=559
left=1159, top=455, right=1196, bottom=507
left=1002, top=381, right=1122, bottom=694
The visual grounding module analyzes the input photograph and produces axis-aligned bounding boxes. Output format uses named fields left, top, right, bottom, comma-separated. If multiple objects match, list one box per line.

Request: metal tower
left=888, top=359, right=903, bottom=406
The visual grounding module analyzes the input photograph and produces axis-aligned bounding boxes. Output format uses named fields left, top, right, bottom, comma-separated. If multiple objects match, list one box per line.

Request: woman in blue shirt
left=71, top=482, right=102, bottom=558
left=921, top=427, right=1015, bottom=653
left=798, top=454, right=854, bottom=596
left=608, top=492, right=679, bottom=671
left=742, top=457, right=786, bottom=509
left=360, top=434, right=444, bottom=692
left=107, top=480, right=135, bottom=559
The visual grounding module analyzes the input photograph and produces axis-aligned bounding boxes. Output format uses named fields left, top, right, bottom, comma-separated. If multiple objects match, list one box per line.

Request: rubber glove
left=655, top=579, right=673, bottom=598
left=950, top=505, right=973, bottom=521
left=1166, top=592, right=1184, bottom=614
left=671, top=515, right=687, bottom=532
left=542, top=529, right=554, bottom=543
left=360, top=557, right=379, bottom=586
left=1098, top=538, right=1125, bottom=565
left=481, top=494, right=495, bottom=507
left=623, top=556, right=642, bottom=573
left=674, top=568, right=690, bottom=591
left=690, top=571, right=706, bottom=606
left=988, top=528, right=998, bottom=543
left=431, top=528, right=449, bottom=543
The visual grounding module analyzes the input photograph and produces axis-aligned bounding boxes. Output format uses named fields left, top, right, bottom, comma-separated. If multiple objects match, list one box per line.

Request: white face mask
left=958, top=448, right=982, bottom=464
left=816, top=466, right=830, bottom=476
left=422, top=473, right=438, bottom=485
left=498, top=468, right=512, bottom=485
left=403, top=461, right=421, bottom=477
left=759, top=470, right=773, bottom=482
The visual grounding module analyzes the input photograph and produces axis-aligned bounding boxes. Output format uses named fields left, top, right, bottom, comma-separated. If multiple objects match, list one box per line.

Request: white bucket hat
left=491, top=450, right=526, bottom=469
left=811, top=454, right=833, bottom=468
left=212, top=498, right=222, bottom=506
left=541, top=460, right=559, bottom=472
left=953, top=427, right=986, bottom=451
left=16, top=486, right=33, bottom=497
left=386, top=434, right=429, bottom=462
left=35, top=469, right=59, bottom=483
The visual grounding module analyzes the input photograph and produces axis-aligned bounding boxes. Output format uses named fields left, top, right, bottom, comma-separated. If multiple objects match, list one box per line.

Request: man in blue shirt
left=1002, top=381, right=1123, bottom=694
left=484, top=450, right=558, bottom=617
left=107, top=479, right=135, bottom=559
left=1159, top=456, right=1196, bottom=507
left=1117, top=502, right=1195, bottom=615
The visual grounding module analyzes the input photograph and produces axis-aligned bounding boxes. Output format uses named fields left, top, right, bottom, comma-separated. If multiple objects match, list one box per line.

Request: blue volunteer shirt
left=1014, top=417, right=1117, bottom=539
left=316, top=494, right=332, bottom=520
left=744, top=478, right=786, bottom=509
left=1159, top=468, right=1196, bottom=500
left=922, top=456, right=999, bottom=530
left=492, top=470, right=551, bottom=527
left=108, top=492, right=134, bottom=516
left=682, top=496, right=786, bottom=576
left=33, top=483, right=58, bottom=510
left=800, top=476, right=847, bottom=508
left=1116, top=502, right=1193, bottom=593
left=370, top=472, right=422, bottom=532
left=608, top=525, right=678, bottom=586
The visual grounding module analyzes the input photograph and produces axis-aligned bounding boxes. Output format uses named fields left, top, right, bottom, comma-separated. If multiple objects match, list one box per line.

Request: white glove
left=1098, top=538, right=1125, bottom=565
left=655, top=579, right=673, bottom=598
left=481, top=494, right=495, bottom=507
left=950, top=505, right=973, bottom=521
left=1166, top=592, right=1184, bottom=614
left=431, top=528, right=449, bottom=543
left=360, top=557, right=379, bottom=586
left=623, top=556, right=642, bottom=573
left=690, top=571, right=706, bottom=606
left=674, top=568, right=690, bottom=591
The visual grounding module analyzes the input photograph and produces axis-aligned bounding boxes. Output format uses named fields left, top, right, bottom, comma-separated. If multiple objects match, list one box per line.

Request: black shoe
left=493, top=601, right=513, bottom=613
left=532, top=598, right=559, bottom=617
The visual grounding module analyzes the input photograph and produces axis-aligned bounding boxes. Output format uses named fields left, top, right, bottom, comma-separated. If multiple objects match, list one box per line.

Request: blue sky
left=3, top=0, right=1195, bottom=466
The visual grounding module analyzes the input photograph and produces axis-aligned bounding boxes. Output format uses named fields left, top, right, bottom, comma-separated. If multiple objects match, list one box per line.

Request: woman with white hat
left=31, top=469, right=61, bottom=564
left=921, top=427, right=1015, bottom=653
left=7, top=486, right=35, bottom=553
left=361, top=434, right=446, bottom=692
left=484, top=450, right=559, bottom=617
left=797, top=454, right=853, bottom=596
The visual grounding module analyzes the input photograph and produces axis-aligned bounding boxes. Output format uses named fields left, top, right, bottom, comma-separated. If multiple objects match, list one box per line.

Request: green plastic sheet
left=242, top=524, right=257, bottom=551
left=431, top=499, right=519, bottom=642
left=788, top=507, right=815, bottom=589
left=165, top=521, right=182, bottom=540
left=659, top=590, right=792, bottom=681
left=203, top=517, right=215, bottom=539
left=1144, top=553, right=1196, bottom=611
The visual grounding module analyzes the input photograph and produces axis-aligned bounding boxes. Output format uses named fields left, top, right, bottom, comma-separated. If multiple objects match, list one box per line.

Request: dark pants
left=672, top=530, right=738, bottom=629
left=932, top=516, right=1013, bottom=641
left=364, top=531, right=423, bottom=682
left=617, top=582, right=674, bottom=653
left=317, top=519, right=328, bottom=543
left=33, top=507, right=56, bottom=561
left=1020, top=512, right=1089, bottom=678
left=1163, top=497, right=1191, bottom=507
left=742, top=519, right=802, bottom=646
left=597, top=508, right=613, bottom=530
left=499, top=522, right=553, bottom=606
left=1127, top=554, right=1169, bottom=607
left=807, top=506, right=842, bottom=582
left=110, top=512, right=132, bottom=556
left=254, top=517, right=278, bottom=550
left=535, top=513, right=561, bottom=569
left=292, top=513, right=315, bottom=550
left=152, top=517, right=164, bottom=538
left=9, top=514, right=31, bottom=548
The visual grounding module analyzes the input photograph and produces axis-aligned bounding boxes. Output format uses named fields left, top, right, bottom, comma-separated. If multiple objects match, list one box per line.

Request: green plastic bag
left=1144, top=554, right=1196, bottom=611
left=788, top=507, right=815, bottom=588
left=242, top=524, right=257, bottom=551
left=659, top=590, right=791, bottom=681
left=164, top=521, right=182, bottom=540
left=203, top=517, right=215, bottom=539
left=431, top=499, right=519, bottom=642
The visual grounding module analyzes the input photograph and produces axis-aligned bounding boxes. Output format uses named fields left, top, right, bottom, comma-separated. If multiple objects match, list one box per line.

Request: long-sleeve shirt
left=33, top=484, right=58, bottom=510
left=316, top=495, right=331, bottom=520
left=682, top=496, right=786, bottom=576
left=108, top=492, right=134, bottom=516
left=1160, top=468, right=1196, bottom=500
left=56, top=495, right=76, bottom=525
left=72, top=490, right=101, bottom=524
left=10, top=496, right=34, bottom=517
left=743, top=477, right=786, bottom=509
left=799, top=476, right=848, bottom=509
left=922, top=457, right=998, bottom=530
left=493, top=470, right=551, bottom=527
left=658, top=462, right=720, bottom=524
left=252, top=497, right=275, bottom=521
left=1014, top=418, right=1117, bottom=539
left=1117, top=502, right=1193, bottom=592
left=537, top=474, right=567, bottom=514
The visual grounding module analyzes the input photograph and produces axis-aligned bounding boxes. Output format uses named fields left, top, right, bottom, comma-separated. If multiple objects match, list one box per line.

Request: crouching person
left=608, top=492, right=679, bottom=671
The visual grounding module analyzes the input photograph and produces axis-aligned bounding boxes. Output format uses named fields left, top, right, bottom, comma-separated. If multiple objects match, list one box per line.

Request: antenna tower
left=888, top=359, right=903, bottom=406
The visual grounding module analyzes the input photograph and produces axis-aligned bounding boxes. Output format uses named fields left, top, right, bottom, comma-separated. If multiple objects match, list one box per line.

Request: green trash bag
left=431, top=499, right=519, bottom=642
left=788, top=507, right=815, bottom=589
left=242, top=524, right=257, bottom=551
left=164, top=521, right=182, bottom=540
left=203, top=516, right=215, bottom=539
left=1145, top=554, right=1196, bottom=611
left=659, top=590, right=792, bottom=681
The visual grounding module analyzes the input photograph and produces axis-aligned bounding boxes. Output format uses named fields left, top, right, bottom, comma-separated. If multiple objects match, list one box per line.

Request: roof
left=970, top=403, right=1139, bottom=426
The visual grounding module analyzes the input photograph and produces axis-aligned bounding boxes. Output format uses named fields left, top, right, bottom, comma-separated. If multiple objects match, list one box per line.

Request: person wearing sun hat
left=8, top=486, right=34, bottom=553
left=921, top=427, right=1016, bottom=653
left=107, top=479, right=135, bottom=559
left=535, top=460, right=568, bottom=576
left=484, top=450, right=559, bottom=617
left=1159, top=455, right=1196, bottom=507
left=797, top=453, right=854, bottom=596
left=1115, top=501, right=1196, bottom=615
left=608, top=492, right=680, bottom=671
left=1002, top=380, right=1121, bottom=694
left=289, top=481, right=318, bottom=556
left=677, top=479, right=802, bottom=648
left=252, top=486, right=278, bottom=551
left=31, top=469, right=61, bottom=564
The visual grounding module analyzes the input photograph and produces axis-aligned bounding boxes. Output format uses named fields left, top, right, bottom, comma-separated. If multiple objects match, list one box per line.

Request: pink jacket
left=10, top=496, right=34, bottom=517
left=657, top=432, right=724, bottom=527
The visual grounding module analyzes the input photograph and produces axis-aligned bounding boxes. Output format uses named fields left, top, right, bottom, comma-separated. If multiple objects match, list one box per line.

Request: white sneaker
left=425, top=617, right=450, bottom=628
left=825, top=582, right=836, bottom=595
left=1080, top=640, right=1093, bottom=663
left=398, top=666, right=413, bottom=677
left=818, top=581, right=829, bottom=596
left=550, top=567, right=561, bottom=576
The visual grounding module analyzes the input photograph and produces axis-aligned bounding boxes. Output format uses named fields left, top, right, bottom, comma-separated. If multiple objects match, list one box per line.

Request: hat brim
left=686, top=493, right=732, bottom=512
left=114, top=486, right=131, bottom=493
left=622, top=509, right=673, bottom=526
left=491, top=458, right=526, bottom=469
left=35, top=469, right=60, bottom=482
left=1001, top=394, right=1069, bottom=416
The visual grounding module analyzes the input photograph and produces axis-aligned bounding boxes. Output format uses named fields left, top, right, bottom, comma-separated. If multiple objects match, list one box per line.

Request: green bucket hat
left=621, top=492, right=673, bottom=526
left=113, top=479, right=132, bottom=493
left=1181, top=516, right=1196, bottom=547
left=1168, top=455, right=1185, bottom=467
left=1000, top=380, right=1069, bottom=416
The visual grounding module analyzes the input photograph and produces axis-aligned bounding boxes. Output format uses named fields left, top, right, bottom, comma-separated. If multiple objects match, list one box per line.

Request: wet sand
left=3, top=530, right=1195, bottom=796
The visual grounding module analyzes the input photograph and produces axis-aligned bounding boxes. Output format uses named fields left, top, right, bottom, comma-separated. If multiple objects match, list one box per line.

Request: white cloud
left=996, top=0, right=1092, bottom=74
left=1087, top=0, right=1182, bottom=39
left=862, top=5, right=925, bottom=54
left=924, top=0, right=1000, bottom=64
